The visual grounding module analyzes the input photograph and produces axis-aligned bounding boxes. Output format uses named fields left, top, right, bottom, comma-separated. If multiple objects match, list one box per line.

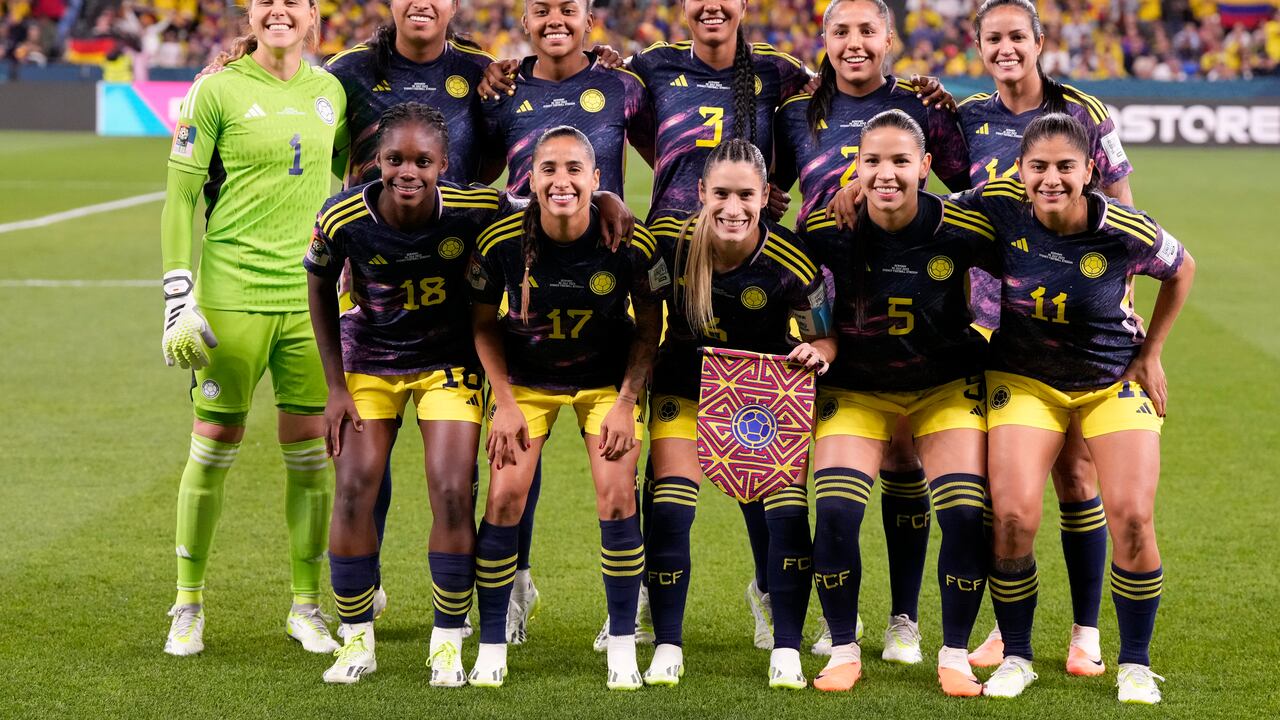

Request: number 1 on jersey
left=288, top=134, right=303, bottom=176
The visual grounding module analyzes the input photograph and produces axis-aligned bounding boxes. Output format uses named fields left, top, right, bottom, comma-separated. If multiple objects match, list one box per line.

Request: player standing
left=158, top=0, right=347, bottom=657
left=466, top=126, right=667, bottom=689
left=644, top=139, right=834, bottom=689
left=958, top=0, right=1136, bottom=675
left=951, top=114, right=1193, bottom=703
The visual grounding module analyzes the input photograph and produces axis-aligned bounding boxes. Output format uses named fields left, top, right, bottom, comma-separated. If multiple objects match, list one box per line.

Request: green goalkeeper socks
left=282, top=438, right=332, bottom=599
left=174, top=434, right=240, bottom=605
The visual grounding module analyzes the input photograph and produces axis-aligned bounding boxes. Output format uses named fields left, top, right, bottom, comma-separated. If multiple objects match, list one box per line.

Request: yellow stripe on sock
left=476, top=554, right=518, bottom=568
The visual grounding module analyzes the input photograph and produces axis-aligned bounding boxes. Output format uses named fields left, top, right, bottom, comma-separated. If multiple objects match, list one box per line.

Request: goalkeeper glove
left=161, top=270, right=218, bottom=369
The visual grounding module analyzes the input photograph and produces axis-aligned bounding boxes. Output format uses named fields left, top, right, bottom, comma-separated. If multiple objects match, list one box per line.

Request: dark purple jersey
left=802, top=192, right=997, bottom=392
left=481, top=54, right=655, bottom=198
left=774, top=76, right=972, bottom=221
left=648, top=209, right=833, bottom=401
left=949, top=179, right=1185, bottom=390
left=325, top=40, right=494, bottom=187
left=467, top=209, right=670, bottom=391
left=304, top=181, right=503, bottom=374
left=627, top=41, right=810, bottom=220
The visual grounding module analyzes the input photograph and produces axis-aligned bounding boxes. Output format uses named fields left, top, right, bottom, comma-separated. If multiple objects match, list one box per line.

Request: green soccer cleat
left=1117, top=664, right=1165, bottom=704
left=323, top=625, right=376, bottom=684
left=983, top=656, right=1038, bottom=698
left=164, top=604, right=205, bottom=657
left=881, top=614, right=923, bottom=664
left=287, top=605, right=340, bottom=654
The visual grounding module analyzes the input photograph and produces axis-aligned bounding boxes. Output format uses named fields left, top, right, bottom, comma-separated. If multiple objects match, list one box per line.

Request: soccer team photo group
left=4, top=0, right=1277, bottom=716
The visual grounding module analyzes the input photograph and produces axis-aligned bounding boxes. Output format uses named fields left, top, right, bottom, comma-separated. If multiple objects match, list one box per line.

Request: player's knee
left=485, top=486, right=527, bottom=526
left=993, top=510, right=1036, bottom=552
left=597, top=486, right=636, bottom=521
left=431, top=479, right=474, bottom=531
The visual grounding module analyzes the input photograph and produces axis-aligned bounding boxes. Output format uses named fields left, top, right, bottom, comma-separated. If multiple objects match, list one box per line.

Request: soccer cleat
left=323, top=626, right=376, bottom=684
left=468, top=643, right=508, bottom=688
left=746, top=579, right=774, bottom=650
left=881, top=614, right=923, bottom=664
left=1117, top=663, right=1165, bottom=704
left=636, top=584, right=655, bottom=645
left=506, top=571, right=540, bottom=645
left=968, top=626, right=1004, bottom=668
left=605, top=634, right=642, bottom=690
left=983, top=656, right=1038, bottom=698
left=462, top=615, right=474, bottom=639
left=643, top=644, right=685, bottom=687
left=427, top=632, right=467, bottom=688
left=592, top=616, right=610, bottom=652
left=768, top=648, right=806, bottom=690
left=937, top=646, right=983, bottom=697
left=164, top=604, right=205, bottom=656
left=286, top=605, right=341, bottom=654
left=810, top=614, right=864, bottom=656
left=338, top=586, right=387, bottom=640
left=1066, top=624, right=1106, bottom=677
left=813, top=642, right=862, bottom=692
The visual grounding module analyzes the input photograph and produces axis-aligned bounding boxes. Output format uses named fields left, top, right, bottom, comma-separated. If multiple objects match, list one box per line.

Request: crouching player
left=305, top=103, right=501, bottom=685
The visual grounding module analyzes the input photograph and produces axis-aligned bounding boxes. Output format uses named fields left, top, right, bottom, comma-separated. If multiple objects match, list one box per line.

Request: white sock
left=826, top=641, right=860, bottom=669
left=342, top=622, right=375, bottom=648
left=770, top=647, right=802, bottom=676
left=938, top=646, right=971, bottom=672
left=473, top=642, right=507, bottom=671
left=606, top=634, right=638, bottom=673
left=648, top=643, right=683, bottom=672
left=430, top=625, right=464, bottom=653
left=1071, top=624, right=1101, bottom=656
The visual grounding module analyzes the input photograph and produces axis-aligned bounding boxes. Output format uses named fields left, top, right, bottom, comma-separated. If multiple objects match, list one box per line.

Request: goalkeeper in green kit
left=158, top=0, right=348, bottom=657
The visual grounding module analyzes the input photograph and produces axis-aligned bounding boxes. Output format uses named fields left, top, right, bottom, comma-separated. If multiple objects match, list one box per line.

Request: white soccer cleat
left=768, top=647, right=806, bottom=690
left=337, top=587, right=388, bottom=641
left=468, top=642, right=508, bottom=688
left=507, top=570, right=540, bottom=645
left=462, top=615, right=474, bottom=639
left=636, top=584, right=655, bottom=645
left=592, top=616, right=610, bottom=652
left=810, top=614, right=864, bottom=655
left=643, top=643, right=686, bottom=687
left=983, top=656, right=1038, bottom=698
left=746, top=579, right=774, bottom=650
left=881, top=613, right=923, bottom=664
left=1117, top=663, right=1165, bottom=704
left=286, top=605, right=341, bottom=654
left=323, top=625, right=376, bottom=684
left=164, top=604, right=205, bottom=656
left=605, top=634, right=642, bottom=690
left=427, top=627, right=467, bottom=688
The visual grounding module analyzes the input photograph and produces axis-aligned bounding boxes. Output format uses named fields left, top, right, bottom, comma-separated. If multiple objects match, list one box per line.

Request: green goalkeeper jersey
left=166, top=54, right=348, bottom=312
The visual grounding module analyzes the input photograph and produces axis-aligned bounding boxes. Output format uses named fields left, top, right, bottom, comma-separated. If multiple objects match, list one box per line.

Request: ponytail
left=729, top=26, right=758, bottom=145
left=1038, top=65, right=1067, bottom=115
left=519, top=195, right=544, bottom=325
left=368, top=23, right=396, bottom=87
left=807, top=52, right=837, bottom=139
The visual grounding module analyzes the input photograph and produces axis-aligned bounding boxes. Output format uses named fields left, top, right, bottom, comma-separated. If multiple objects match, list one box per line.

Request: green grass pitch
left=0, top=132, right=1276, bottom=718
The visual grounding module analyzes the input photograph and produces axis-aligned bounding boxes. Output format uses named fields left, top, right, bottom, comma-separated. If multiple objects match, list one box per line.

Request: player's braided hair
left=808, top=0, right=893, bottom=138
left=375, top=102, right=451, bottom=153
left=729, top=25, right=758, bottom=145
left=215, top=0, right=319, bottom=66
left=675, top=138, right=768, bottom=336
left=1020, top=113, right=1099, bottom=192
left=974, top=0, right=1067, bottom=115
left=367, top=1, right=481, bottom=86
left=519, top=125, right=598, bottom=324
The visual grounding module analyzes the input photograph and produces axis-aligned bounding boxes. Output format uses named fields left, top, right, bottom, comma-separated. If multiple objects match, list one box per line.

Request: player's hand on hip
left=787, top=342, right=830, bottom=376
left=598, top=401, right=637, bottom=461
left=827, top=182, right=864, bottom=230
left=478, top=59, right=520, bottom=101
left=161, top=270, right=218, bottom=370
left=323, top=388, right=363, bottom=457
left=1121, top=353, right=1168, bottom=417
left=487, top=403, right=529, bottom=469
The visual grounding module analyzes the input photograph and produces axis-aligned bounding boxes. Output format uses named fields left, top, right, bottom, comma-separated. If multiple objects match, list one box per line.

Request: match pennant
left=697, top=348, right=816, bottom=503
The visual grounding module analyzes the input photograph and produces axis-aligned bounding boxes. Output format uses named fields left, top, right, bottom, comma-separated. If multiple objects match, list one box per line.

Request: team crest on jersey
left=315, top=97, right=336, bottom=125
left=446, top=75, right=470, bottom=98
left=589, top=271, right=616, bottom=295
left=1079, top=252, right=1107, bottom=278
left=201, top=379, right=221, bottom=400
left=657, top=397, right=681, bottom=423
left=171, top=123, right=197, bottom=158
left=753, top=75, right=762, bottom=96
left=439, top=237, right=465, bottom=260
left=990, top=385, right=1011, bottom=410
left=740, top=286, right=767, bottom=310
left=927, top=256, right=955, bottom=281
left=819, top=397, right=838, bottom=422
left=579, top=89, right=606, bottom=113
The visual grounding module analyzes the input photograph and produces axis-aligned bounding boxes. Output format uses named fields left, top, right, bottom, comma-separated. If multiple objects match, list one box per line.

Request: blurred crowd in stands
left=4, top=0, right=1280, bottom=81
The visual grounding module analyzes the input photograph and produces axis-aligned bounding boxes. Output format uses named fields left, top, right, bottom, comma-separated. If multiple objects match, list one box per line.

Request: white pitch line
left=0, top=191, right=166, bottom=235
left=0, top=279, right=157, bottom=288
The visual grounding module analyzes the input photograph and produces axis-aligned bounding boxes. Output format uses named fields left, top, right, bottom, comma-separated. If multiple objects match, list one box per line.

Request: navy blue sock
left=373, top=456, right=392, bottom=548
left=1111, top=564, right=1163, bottom=666
left=990, top=561, right=1038, bottom=660
left=812, top=468, right=872, bottom=646
left=475, top=520, right=518, bottom=644
left=739, top=499, right=770, bottom=594
left=428, top=551, right=474, bottom=630
left=880, top=468, right=930, bottom=621
left=762, top=484, right=812, bottom=650
left=516, top=461, right=542, bottom=571
left=929, top=473, right=989, bottom=649
left=601, top=514, right=645, bottom=636
left=330, top=552, right=380, bottom=624
left=644, top=477, right=698, bottom=646
left=1060, top=496, right=1107, bottom=628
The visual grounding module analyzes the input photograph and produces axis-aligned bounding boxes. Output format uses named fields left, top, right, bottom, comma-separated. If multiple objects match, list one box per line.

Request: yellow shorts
left=814, top=375, right=987, bottom=441
left=494, top=385, right=645, bottom=439
left=986, top=371, right=1163, bottom=438
left=346, top=367, right=484, bottom=424
left=649, top=394, right=698, bottom=441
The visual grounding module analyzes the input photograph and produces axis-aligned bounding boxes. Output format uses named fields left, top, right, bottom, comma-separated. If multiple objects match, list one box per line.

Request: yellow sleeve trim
left=325, top=44, right=370, bottom=66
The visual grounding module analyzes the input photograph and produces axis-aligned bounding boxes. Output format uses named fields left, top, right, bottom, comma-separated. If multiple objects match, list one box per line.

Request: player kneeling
left=306, top=103, right=504, bottom=685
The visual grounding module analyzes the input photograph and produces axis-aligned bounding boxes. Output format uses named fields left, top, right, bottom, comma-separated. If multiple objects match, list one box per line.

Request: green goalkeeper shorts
left=190, top=308, right=327, bottom=425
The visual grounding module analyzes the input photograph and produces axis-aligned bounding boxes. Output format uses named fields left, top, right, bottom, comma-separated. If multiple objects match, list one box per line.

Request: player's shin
left=812, top=469, right=872, bottom=649
left=644, top=477, right=699, bottom=647
left=282, top=438, right=332, bottom=603
left=930, top=473, right=989, bottom=650
left=880, top=468, right=931, bottom=622
left=174, top=433, right=240, bottom=605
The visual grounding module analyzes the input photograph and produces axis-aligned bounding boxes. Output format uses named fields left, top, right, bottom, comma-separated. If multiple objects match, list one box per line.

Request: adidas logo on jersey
left=1011, top=238, right=1029, bottom=252
left=244, top=103, right=267, bottom=119
left=372, top=80, right=391, bottom=92
left=670, top=74, right=689, bottom=87
left=516, top=100, right=534, bottom=114
left=975, top=123, right=990, bottom=135
left=368, top=255, right=388, bottom=265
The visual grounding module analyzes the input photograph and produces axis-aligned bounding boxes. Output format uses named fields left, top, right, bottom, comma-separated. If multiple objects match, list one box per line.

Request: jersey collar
left=362, top=182, right=444, bottom=228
